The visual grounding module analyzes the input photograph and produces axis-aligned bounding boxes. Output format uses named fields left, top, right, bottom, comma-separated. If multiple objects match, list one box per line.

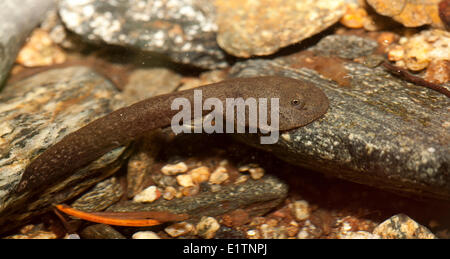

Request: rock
left=162, top=186, right=177, bottom=200
left=122, top=68, right=182, bottom=104
left=290, top=200, right=311, bottom=221
left=248, top=167, right=265, bottom=180
left=238, top=163, right=266, bottom=180
left=440, top=0, right=450, bottom=29
left=176, top=174, right=195, bottom=187
left=126, top=131, right=165, bottom=198
left=132, top=231, right=160, bottom=239
left=0, top=0, right=55, bottom=87
left=387, top=29, right=450, bottom=73
left=59, top=0, right=228, bottom=69
left=367, top=0, right=444, bottom=28
left=165, top=222, right=195, bottom=237
left=80, top=224, right=126, bottom=239
left=4, top=224, right=57, bottom=239
left=71, top=177, right=124, bottom=212
left=209, top=166, right=229, bottom=184
left=196, top=216, right=220, bottom=239
left=133, top=185, right=161, bottom=203
left=188, top=166, right=211, bottom=184
left=106, top=175, right=288, bottom=221
left=178, top=70, right=228, bottom=91
left=425, top=60, right=450, bottom=85
left=373, top=214, right=437, bottom=239
left=230, top=34, right=450, bottom=200
left=215, top=0, right=347, bottom=57
left=338, top=231, right=381, bottom=239
left=311, top=35, right=378, bottom=60
left=16, top=28, right=67, bottom=67
left=161, top=162, right=189, bottom=176
left=0, top=66, right=128, bottom=234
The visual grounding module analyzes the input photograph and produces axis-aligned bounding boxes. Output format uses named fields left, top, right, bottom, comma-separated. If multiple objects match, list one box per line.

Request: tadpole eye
left=290, top=98, right=306, bottom=109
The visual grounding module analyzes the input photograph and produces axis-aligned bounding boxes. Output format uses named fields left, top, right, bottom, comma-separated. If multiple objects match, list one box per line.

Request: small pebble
left=181, top=185, right=200, bottom=196
left=16, top=28, right=66, bottom=67
left=196, top=217, right=220, bottom=239
left=133, top=186, right=161, bottom=203
left=209, top=166, right=229, bottom=184
left=165, top=222, right=195, bottom=237
left=189, top=166, right=210, bottom=184
left=132, top=231, right=161, bottom=239
left=234, top=175, right=249, bottom=184
left=249, top=167, right=265, bottom=180
left=221, top=209, right=250, bottom=227
left=176, top=174, right=194, bottom=187
left=340, top=4, right=367, bottom=29
left=290, top=200, right=311, bottom=221
left=161, top=162, right=188, bottom=175
left=210, top=184, right=222, bottom=192
left=425, top=60, right=450, bottom=84
left=64, top=234, right=81, bottom=239
left=247, top=229, right=260, bottom=239
left=338, top=231, right=380, bottom=239
left=219, top=159, right=229, bottom=166
left=163, top=186, right=177, bottom=200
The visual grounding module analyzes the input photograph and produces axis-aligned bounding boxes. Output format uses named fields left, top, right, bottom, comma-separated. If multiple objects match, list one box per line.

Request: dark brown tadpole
left=17, top=76, right=329, bottom=194
left=382, top=61, right=450, bottom=98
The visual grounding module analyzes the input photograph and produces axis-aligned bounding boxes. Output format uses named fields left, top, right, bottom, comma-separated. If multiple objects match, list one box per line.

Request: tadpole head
left=270, top=76, right=329, bottom=131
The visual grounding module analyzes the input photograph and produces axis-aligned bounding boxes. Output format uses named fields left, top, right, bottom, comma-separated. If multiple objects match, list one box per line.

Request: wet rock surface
left=231, top=35, right=450, bottom=200
left=0, top=0, right=55, bottom=87
left=0, top=67, right=128, bottom=233
left=59, top=0, right=228, bottom=69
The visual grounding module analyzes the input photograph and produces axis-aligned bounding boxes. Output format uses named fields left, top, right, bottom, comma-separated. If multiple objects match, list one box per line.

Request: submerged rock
left=231, top=35, right=450, bottom=200
left=0, top=66, right=128, bottom=233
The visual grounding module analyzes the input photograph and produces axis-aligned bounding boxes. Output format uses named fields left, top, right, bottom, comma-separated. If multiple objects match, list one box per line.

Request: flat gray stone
left=0, top=66, right=128, bottom=233
left=59, top=0, right=228, bottom=69
left=0, top=0, right=55, bottom=87
left=230, top=35, right=450, bottom=200
left=71, top=177, right=124, bottom=212
left=107, top=175, right=288, bottom=220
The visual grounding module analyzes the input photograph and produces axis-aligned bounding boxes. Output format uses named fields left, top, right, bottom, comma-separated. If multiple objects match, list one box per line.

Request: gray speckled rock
left=0, top=0, right=55, bottom=87
left=71, top=177, right=123, bottom=212
left=0, top=66, right=129, bottom=233
left=80, top=224, right=126, bottom=239
left=59, top=0, right=228, bottom=69
left=107, top=175, right=288, bottom=220
left=230, top=35, right=450, bottom=200
left=311, top=35, right=378, bottom=59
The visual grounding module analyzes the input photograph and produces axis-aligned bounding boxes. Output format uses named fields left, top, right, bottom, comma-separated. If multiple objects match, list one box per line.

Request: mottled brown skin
left=17, top=76, right=329, bottom=193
